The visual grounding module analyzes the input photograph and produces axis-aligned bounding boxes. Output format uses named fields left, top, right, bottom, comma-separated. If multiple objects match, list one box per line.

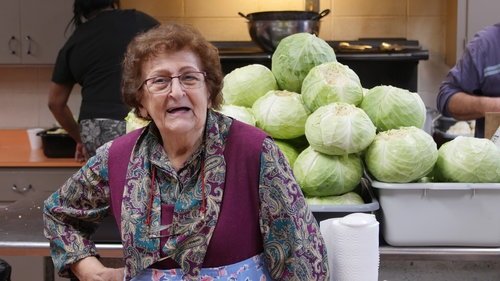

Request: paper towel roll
left=320, top=213, right=379, bottom=281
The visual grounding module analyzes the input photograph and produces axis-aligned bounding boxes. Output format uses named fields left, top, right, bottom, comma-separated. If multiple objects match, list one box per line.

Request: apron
left=130, top=254, right=272, bottom=281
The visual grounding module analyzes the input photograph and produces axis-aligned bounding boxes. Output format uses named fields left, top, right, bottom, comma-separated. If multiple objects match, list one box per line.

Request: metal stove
left=213, top=38, right=429, bottom=92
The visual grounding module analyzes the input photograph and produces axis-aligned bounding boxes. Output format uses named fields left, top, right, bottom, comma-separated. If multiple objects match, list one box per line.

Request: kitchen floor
left=380, top=259, right=500, bottom=281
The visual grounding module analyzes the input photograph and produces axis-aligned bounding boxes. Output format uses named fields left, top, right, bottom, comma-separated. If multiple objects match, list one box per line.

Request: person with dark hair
left=48, top=0, right=159, bottom=161
left=43, top=23, right=329, bottom=281
left=436, top=23, right=500, bottom=138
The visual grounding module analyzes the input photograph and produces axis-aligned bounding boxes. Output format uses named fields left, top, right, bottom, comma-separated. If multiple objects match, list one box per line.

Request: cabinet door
left=19, top=0, right=73, bottom=64
left=0, top=1, right=21, bottom=63
left=0, top=167, right=78, bottom=207
left=455, top=0, right=500, bottom=59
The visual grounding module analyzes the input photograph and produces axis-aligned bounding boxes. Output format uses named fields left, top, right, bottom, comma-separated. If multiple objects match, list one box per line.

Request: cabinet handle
left=11, top=184, right=33, bottom=193
left=8, top=36, right=17, bottom=55
left=25, top=35, right=32, bottom=55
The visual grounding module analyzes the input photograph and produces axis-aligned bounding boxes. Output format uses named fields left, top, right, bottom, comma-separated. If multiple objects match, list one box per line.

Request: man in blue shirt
left=436, top=23, right=500, bottom=138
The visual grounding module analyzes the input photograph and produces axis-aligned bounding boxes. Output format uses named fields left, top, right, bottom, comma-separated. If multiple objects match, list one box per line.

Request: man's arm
left=447, top=92, right=500, bottom=120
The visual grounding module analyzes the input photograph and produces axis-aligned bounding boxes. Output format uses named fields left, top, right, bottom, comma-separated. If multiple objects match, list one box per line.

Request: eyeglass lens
left=145, top=72, right=205, bottom=95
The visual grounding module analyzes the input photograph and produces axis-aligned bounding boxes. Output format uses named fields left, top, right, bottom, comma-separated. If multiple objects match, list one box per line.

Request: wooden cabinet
left=0, top=0, right=73, bottom=64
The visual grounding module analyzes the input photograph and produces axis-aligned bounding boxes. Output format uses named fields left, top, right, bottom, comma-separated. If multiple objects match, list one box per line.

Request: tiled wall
left=0, top=0, right=450, bottom=129
left=0, top=67, right=81, bottom=129
left=121, top=0, right=447, bottom=57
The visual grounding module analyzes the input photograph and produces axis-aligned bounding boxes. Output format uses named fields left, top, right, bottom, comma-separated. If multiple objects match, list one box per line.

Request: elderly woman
left=43, top=23, right=329, bottom=281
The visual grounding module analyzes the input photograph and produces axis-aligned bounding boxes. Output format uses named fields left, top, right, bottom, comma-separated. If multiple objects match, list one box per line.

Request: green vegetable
left=274, top=139, right=300, bottom=167
left=364, top=126, right=438, bottom=183
left=222, top=64, right=278, bottom=107
left=305, top=102, right=376, bottom=155
left=360, top=85, right=426, bottom=132
left=271, top=33, right=337, bottom=93
left=434, top=136, right=500, bottom=182
left=125, top=110, right=150, bottom=133
left=293, top=147, right=363, bottom=196
left=301, top=61, right=363, bottom=112
left=305, top=192, right=365, bottom=206
left=217, top=104, right=256, bottom=126
left=252, top=90, right=310, bottom=139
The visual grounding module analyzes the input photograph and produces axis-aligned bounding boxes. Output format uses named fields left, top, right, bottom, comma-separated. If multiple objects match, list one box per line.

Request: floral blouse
left=43, top=110, right=329, bottom=281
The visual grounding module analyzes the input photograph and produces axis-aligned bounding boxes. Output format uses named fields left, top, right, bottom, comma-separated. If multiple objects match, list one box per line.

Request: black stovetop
left=212, top=38, right=429, bottom=61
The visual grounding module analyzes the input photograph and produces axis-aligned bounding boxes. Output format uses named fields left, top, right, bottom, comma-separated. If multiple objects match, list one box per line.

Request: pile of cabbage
left=219, top=32, right=500, bottom=206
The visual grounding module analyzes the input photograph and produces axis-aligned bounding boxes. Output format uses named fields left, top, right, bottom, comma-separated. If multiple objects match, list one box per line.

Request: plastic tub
left=37, top=127, right=76, bottom=158
left=372, top=180, right=500, bottom=247
left=310, top=178, right=380, bottom=222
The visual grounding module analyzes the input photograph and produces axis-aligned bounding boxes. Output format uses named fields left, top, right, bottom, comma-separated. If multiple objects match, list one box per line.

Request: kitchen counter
left=2, top=191, right=500, bottom=281
left=1, top=191, right=500, bottom=261
left=0, top=191, right=122, bottom=258
left=0, top=129, right=82, bottom=168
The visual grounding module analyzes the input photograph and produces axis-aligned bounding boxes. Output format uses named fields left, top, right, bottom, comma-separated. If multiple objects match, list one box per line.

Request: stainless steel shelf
left=2, top=192, right=499, bottom=261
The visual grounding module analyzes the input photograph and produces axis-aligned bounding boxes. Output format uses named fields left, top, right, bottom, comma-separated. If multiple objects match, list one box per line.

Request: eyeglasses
left=140, top=71, right=207, bottom=95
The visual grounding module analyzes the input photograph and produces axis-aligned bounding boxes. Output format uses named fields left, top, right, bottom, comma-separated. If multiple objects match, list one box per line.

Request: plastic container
left=37, top=127, right=76, bottom=158
left=372, top=180, right=500, bottom=247
left=310, top=178, right=380, bottom=222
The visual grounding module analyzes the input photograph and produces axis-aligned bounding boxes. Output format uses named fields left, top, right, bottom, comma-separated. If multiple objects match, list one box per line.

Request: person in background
left=436, top=23, right=500, bottom=138
left=43, top=23, right=329, bottom=281
left=48, top=0, right=159, bottom=161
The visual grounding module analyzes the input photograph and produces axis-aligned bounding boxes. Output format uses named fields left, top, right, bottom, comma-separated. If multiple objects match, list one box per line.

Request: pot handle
left=312, top=9, right=331, bottom=20
left=238, top=12, right=250, bottom=20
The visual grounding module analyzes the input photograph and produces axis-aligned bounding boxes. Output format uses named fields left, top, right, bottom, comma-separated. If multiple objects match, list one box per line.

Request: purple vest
left=108, top=120, right=267, bottom=267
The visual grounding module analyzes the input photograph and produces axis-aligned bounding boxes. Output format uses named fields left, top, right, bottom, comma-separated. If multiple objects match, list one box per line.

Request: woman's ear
left=138, top=107, right=150, bottom=120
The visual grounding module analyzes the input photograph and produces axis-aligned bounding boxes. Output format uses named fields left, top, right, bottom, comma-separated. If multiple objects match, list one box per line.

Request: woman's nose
left=169, top=78, right=185, bottom=97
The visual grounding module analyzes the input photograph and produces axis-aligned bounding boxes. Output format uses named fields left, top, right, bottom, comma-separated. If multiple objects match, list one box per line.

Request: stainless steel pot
left=239, top=9, right=331, bottom=53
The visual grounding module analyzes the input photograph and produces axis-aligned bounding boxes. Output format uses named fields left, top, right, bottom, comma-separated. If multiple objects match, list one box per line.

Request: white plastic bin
left=372, top=180, right=500, bottom=247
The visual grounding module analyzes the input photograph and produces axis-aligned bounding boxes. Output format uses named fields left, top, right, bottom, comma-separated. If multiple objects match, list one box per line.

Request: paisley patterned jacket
left=43, top=110, right=329, bottom=280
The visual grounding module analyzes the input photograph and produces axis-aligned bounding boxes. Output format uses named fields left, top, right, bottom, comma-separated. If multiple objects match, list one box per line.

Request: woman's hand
left=75, top=142, right=89, bottom=162
left=71, top=256, right=124, bottom=281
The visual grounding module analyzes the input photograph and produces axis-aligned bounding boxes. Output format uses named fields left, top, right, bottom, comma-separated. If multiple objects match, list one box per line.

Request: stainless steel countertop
left=0, top=191, right=123, bottom=258
left=2, top=191, right=500, bottom=261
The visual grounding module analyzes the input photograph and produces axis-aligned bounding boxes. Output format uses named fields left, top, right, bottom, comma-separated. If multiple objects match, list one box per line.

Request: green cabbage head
left=301, top=61, right=364, bottom=111
left=293, top=147, right=363, bottom=196
left=434, top=136, right=500, bottom=182
left=222, top=64, right=278, bottom=107
left=364, top=126, right=438, bottom=183
left=305, top=192, right=364, bottom=206
left=305, top=102, right=376, bottom=155
left=271, top=33, right=337, bottom=93
left=125, top=109, right=150, bottom=133
left=274, top=139, right=300, bottom=167
left=217, top=104, right=256, bottom=126
left=360, top=85, right=426, bottom=132
left=252, top=90, right=310, bottom=139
